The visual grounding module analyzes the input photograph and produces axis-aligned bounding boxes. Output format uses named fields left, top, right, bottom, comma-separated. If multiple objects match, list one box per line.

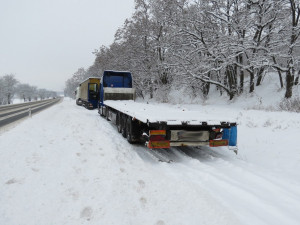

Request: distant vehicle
left=98, top=70, right=238, bottom=152
left=76, top=77, right=100, bottom=109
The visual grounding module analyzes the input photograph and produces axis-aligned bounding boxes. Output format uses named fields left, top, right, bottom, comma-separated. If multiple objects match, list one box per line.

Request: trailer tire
left=121, top=115, right=127, bottom=138
left=117, top=113, right=122, bottom=133
left=98, top=105, right=101, bottom=116
left=126, top=116, right=134, bottom=143
left=99, top=106, right=105, bottom=117
left=105, top=107, right=110, bottom=121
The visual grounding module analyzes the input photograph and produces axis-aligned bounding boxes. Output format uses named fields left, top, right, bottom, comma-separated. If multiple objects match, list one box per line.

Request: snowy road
left=1, top=99, right=300, bottom=225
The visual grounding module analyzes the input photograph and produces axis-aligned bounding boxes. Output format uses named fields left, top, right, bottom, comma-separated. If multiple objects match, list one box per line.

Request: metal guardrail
left=0, top=97, right=63, bottom=127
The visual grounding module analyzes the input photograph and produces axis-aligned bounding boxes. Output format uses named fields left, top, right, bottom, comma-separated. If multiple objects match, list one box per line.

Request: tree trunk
left=295, top=71, right=300, bottom=85
left=222, top=73, right=227, bottom=96
left=285, top=70, right=294, bottom=98
left=203, top=73, right=211, bottom=97
left=284, top=0, right=299, bottom=98
left=225, top=66, right=236, bottom=100
left=238, top=54, right=244, bottom=93
left=150, top=86, right=153, bottom=99
left=249, top=71, right=255, bottom=93
left=256, top=67, right=265, bottom=86
left=226, top=65, right=237, bottom=94
left=239, top=71, right=244, bottom=94
left=272, top=56, right=284, bottom=88
left=7, top=93, right=11, bottom=104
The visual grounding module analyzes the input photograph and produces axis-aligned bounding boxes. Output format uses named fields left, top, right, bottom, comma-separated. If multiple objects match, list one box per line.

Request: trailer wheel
left=99, top=106, right=105, bottom=117
left=105, top=107, right=110, bottom=121
left=117, top=113, right=122, bottom=133
left=121, top=115, right=127, bottom=138
left=126, top=116, right=134, bottom=143
left=98, top=105, right=101, bottom=116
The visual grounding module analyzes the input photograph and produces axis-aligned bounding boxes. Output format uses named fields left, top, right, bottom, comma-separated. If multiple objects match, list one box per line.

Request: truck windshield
left=103, top=75, right=132, bottom=88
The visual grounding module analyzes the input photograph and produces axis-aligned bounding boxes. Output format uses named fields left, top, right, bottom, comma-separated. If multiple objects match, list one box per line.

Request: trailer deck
left=104, top=100, right=235, bottom=126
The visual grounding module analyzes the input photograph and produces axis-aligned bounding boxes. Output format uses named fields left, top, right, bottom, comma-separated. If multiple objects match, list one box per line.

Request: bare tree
left=285, top=0, right=300, bottom=98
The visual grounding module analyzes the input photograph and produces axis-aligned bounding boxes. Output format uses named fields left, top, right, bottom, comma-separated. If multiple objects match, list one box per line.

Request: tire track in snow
left=163, top=147, right=300, bottom=225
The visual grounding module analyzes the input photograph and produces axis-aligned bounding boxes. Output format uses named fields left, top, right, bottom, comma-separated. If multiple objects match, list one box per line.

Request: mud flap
left=223, top=126, right=238, bottom=154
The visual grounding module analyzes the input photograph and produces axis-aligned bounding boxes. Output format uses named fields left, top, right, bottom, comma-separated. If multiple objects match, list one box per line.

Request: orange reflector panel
left=209, top=139, right=228, bottom=147
left=148, top=141, right=170, bottom=149
left=149, top=130, right=166, bottom=136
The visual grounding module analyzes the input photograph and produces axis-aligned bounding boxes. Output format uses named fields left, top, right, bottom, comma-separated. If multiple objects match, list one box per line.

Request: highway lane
left=0, top=98, right=62, bottom=127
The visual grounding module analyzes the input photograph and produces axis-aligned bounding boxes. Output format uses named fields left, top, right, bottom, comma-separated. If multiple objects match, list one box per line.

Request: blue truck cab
left=98, top=70, right=136, bottom=115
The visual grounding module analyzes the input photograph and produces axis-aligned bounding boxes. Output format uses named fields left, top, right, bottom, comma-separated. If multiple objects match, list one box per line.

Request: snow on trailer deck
left=104, top=100, right=236, bottom=125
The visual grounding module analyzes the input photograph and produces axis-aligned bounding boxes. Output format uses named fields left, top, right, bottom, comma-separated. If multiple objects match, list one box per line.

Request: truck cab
left=76, top=77, right=100, bottom=109
left=98, top=70, right=136, bottom=115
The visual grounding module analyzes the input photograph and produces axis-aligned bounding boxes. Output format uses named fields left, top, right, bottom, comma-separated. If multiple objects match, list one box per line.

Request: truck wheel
left=126, top=116, right=134, bottom=143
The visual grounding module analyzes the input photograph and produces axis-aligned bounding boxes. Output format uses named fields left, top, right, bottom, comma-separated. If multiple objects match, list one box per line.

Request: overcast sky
left=0, top=0, right=135, bottom=92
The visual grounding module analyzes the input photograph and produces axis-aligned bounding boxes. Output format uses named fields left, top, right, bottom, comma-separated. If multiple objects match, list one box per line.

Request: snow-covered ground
left=1, top=90, right=300, bottom=225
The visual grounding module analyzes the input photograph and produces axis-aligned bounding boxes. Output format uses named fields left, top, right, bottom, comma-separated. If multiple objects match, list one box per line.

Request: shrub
left=278, top=96, right=300, bottom=112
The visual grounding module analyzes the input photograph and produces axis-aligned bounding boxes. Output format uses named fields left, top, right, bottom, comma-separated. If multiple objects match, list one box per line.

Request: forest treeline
left=65, top=0, right=300, bottom=101
left=0, top=74, right=57, bottom=105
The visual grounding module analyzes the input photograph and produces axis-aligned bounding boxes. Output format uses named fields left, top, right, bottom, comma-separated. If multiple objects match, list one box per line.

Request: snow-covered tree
left=0, top=74, right=18, bottom=104
left=65, top=0, right=300, bottom=101
left=64, top=68, right=88, bottom=98
left=16, top=84, right=37, bottom=102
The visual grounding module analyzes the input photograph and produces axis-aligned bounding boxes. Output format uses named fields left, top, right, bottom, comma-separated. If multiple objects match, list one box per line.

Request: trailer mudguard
left=222, top=126, right=237, bottom=147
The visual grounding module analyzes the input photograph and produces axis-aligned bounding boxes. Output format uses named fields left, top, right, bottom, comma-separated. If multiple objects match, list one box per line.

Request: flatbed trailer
left=103, top=100, right=237, bottom=150
left=98, top=70, right=237, bottom=151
